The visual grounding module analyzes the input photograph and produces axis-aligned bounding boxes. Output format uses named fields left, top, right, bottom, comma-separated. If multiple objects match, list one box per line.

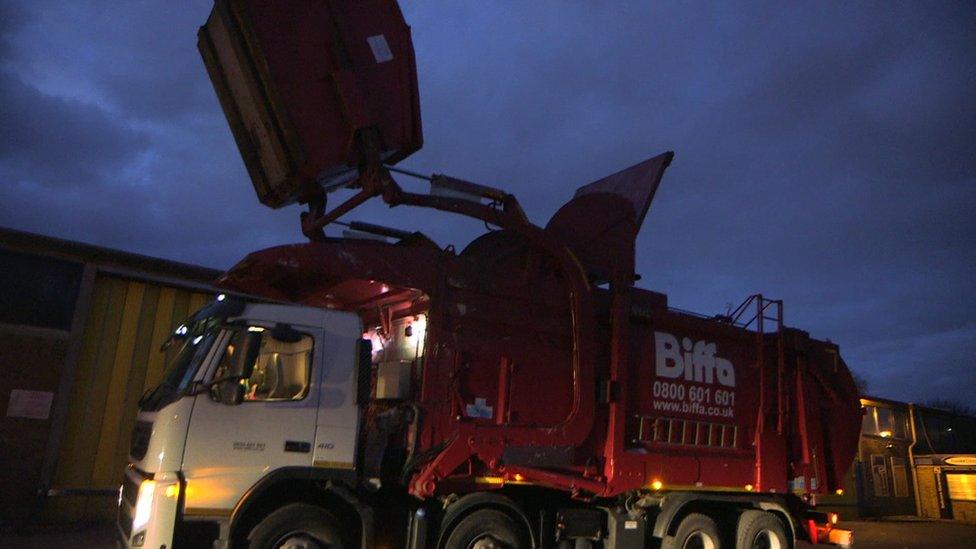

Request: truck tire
left=735, top=510, right=788, bottom=549
left=663, top=512, right=722, bottom=549
left=247, top=503, right=349, bottom=549
left=443, top=508, right=531, bottom=549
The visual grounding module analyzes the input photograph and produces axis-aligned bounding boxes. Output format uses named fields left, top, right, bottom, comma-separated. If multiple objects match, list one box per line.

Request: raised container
left=198, top=0, right=423, bottom=208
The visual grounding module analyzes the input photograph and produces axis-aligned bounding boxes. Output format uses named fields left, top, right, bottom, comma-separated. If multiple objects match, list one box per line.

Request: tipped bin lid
left=198, top=0, right=423, bottom=208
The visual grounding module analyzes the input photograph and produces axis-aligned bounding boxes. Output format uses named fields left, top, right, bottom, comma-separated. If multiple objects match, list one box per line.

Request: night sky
left=1, top=2, right=973, bottom=405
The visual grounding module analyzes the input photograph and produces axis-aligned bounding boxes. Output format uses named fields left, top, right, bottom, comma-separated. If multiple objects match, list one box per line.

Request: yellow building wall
left=46, top=275, right=211, bottom=522
left=915, top=466, right=942, bottom=519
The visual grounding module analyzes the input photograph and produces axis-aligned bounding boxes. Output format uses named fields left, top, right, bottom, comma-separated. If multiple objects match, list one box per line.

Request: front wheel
left=663, top=512, right=722, bottom=549
left=247, top=503, right=349, bottom=549
left=443, top=508, right=531, bottom=549
left=735, top=510, right=788, bottom=549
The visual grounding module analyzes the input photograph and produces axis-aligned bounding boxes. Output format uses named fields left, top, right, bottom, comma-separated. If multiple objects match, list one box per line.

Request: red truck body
left=199, top=1, right=860, bottom=545
left=216, top=157, right=861, bottom=505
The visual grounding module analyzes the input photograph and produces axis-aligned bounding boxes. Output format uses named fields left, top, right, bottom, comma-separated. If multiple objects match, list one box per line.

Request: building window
left=916, top=409, right=976, bottom=454
left=946, top=473, right=976, bottom=502
left=862, top=405, right=908, bottom=439
left=0, top=249, right=83, bottom=330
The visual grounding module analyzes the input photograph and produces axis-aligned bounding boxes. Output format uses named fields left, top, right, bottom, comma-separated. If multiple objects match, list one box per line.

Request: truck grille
left=121, top=471, right=140, bottom=508
left=117, top=470, right=140, bottom=539
left=130, top=420, right=152, bottom=461
left=118, top=502, right=134, bottom=539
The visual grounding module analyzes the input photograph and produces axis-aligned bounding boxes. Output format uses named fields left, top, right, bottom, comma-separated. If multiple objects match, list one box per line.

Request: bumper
left=116, top=467, right=180, bottom=548
left=809, top=523, right=853, bottom=547
left=827, top=528, right=853, bottom=547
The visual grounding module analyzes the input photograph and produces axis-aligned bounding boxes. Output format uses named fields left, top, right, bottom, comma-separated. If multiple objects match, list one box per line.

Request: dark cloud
left=0, top=1, right=973, bottom=404
left=0, top=1, right=216, bottom=121
left=0, top=3, right=25, bottom=58
left=0, top=70, right=150, bottom=187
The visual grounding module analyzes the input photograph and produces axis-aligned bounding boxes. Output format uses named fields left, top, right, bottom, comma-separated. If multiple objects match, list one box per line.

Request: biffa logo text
left=654, top=331, right=735, bottom=387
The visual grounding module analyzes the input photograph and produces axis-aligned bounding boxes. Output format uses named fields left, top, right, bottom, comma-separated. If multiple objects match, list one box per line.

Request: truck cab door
left=180, top=323, right=323, bottom=517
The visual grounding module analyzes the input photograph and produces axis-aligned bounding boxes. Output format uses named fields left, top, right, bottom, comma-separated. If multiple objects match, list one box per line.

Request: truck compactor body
left=115, top=1, right=861, bottom=547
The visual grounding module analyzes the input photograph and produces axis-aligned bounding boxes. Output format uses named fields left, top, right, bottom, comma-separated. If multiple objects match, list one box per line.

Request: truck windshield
left=139, top=325, right=219, bottom=411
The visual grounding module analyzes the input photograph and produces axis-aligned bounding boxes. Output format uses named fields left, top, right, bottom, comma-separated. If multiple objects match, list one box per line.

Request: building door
left=857, top=404, right=917, bottom=516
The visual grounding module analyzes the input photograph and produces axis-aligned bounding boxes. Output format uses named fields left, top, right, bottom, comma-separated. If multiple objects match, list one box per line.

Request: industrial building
left=913, top=404, right=976, bottom=522
left=0, top=227, right=219, bottom=526
left=822, top=396, right=976, bottom=523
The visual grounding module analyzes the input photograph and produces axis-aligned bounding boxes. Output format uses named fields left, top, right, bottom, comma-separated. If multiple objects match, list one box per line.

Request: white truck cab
left=117, top=296, right=363, bottom=549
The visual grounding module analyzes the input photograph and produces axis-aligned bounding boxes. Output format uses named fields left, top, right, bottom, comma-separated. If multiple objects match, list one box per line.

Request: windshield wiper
left=137, top=387, right=155, bottom=408
left=140, top=380, right=180, bottom=410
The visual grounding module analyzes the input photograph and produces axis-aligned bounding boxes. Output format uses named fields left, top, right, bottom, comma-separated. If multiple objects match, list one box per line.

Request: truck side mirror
left=356, top=338, right=373, bottom=405
left=234, top=331, right=263, bottom=380
left=217, top=381, right=246, bottom=406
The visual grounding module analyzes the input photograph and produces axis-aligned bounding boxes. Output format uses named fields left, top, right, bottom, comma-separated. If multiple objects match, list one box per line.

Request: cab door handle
left=284, top=441, right=311, bottom=453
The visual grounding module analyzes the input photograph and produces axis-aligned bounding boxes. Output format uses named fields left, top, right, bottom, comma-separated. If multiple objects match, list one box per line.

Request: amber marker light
left=835, top=488, right=844, bottom=496
left=651, top=479, right=663, bottom=491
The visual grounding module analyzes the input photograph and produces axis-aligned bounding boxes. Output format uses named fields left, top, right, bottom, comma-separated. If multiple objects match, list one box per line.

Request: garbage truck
left=115, top=1, right=860, bottom=547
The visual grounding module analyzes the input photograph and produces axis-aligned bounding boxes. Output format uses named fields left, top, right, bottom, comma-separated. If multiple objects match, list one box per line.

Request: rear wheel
left=735, top=510, right=788, bottom=549
left=663, top=512, right=722, bottom=549
left=247, top=503, right=349, bottom=549
left=443, top=508, right=530, bottom=549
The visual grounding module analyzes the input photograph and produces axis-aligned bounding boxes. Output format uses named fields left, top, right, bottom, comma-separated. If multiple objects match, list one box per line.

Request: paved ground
left=2, top=518, right=975, bottom=547
left=0, top=522, right=117, bottom=548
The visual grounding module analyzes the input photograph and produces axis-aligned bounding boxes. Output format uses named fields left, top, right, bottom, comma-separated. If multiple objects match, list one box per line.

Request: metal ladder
left=728, top=294, right=786, bottom=434
left=727, top=294, right=787, bottom=490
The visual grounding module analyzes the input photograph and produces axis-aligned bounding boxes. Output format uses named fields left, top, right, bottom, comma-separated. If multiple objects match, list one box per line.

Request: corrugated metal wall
left=47, top=275, right=211, bottom=521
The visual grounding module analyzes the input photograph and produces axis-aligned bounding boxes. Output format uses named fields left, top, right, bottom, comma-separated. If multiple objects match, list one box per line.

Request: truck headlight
left=132, top=479, right=156, bottom=532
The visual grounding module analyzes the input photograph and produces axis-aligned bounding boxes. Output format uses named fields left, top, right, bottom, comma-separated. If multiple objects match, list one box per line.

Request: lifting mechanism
left=299, top=147, right=528, bottom=243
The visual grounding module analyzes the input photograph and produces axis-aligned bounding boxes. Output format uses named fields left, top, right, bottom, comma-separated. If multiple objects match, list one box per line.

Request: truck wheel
left=443, top=508, right=530, bottom=549
left=663, top=512, right=722, bottom=549
left=735, top=510, right=787, bottom=549
left=247, top=503, right=349, bottom=549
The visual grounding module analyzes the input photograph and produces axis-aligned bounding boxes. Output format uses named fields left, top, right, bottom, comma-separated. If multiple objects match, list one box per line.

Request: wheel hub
left=752, top=529, right=782, bottom=549
left=682, top=531, right=717, bottom=549
left=277, top=532, right=324, bottom=549
left=469, top=534, right=505, bottom=549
